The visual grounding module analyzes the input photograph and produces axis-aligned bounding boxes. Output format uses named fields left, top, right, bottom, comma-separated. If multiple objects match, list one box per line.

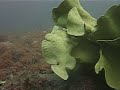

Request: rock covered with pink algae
left=0, top=32, right=113, bottom=90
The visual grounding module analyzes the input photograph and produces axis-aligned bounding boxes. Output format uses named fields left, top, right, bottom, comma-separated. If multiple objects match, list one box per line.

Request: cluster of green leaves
left=41, top=0, right=120, bottom=89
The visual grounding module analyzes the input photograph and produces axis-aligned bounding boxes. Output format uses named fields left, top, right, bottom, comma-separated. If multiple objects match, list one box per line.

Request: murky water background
left=0, top=0, right=120, bottom=33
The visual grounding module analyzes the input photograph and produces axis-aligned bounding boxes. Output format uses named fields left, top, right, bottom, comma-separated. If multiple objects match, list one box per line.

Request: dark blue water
left=0, top=0, right=120, bottom=33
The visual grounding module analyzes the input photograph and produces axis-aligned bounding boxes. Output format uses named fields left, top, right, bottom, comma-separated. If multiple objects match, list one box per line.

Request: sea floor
left=0, top=31, right=113, bottom=90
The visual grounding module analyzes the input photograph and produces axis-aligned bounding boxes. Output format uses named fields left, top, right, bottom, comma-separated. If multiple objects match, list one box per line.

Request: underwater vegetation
left=0, top=32, right=113, bottom=90
left=42, top=0, right=120, bottom=90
